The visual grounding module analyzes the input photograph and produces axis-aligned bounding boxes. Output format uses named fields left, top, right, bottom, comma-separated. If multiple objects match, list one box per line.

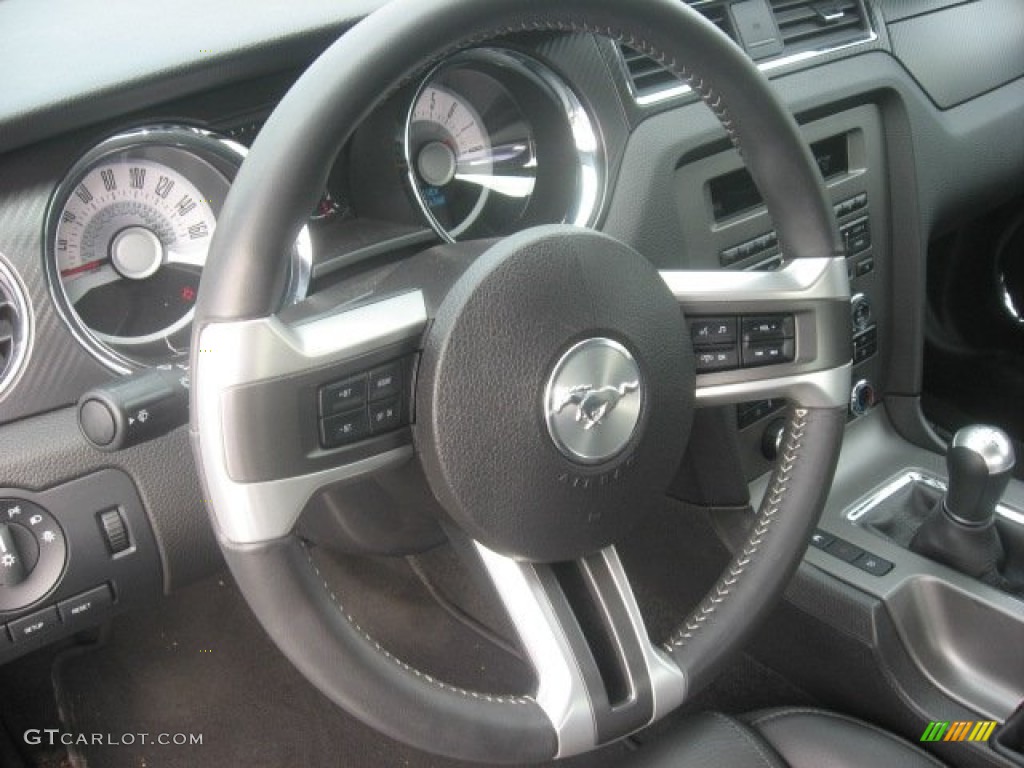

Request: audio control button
left=690, top=317, right=736, bottom=345
left=741, top=315, right=794, bottom=342
left=695, top=347, right=739, bottom=372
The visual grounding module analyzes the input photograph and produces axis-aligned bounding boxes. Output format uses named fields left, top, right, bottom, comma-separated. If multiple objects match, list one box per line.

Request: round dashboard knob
left=761, top=418, right=787, bottom=461
left=0, top=522, right=39, bottom=588
left=850, top=379, right=876, bottom=417
left=850, top=293, right=872, bottom=333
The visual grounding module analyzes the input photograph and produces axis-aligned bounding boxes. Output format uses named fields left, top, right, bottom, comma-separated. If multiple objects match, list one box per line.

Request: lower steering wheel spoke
left=474, top=543, right=686, bottom=757
left=661, top=256, right=852, bottom=408
left=192, top=289, right=429, bottom=546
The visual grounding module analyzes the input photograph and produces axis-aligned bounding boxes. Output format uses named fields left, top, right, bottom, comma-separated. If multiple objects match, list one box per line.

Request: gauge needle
left=60, top=258, right=108, bottom=278
left=454, top=141, right=536, bottom=197
left=64, top=264, right=121, bottom=304
left=452, top=173, right=536, bottom=198
left=458, top=142, right=531, bottom=166
left=165, top=248, right=207, bottom=268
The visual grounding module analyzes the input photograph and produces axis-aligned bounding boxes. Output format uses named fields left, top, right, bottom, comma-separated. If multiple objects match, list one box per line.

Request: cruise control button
left=58, top=584, right=114, bottom=626
left=8, top=606, right=60, bottom=643
left=367, top=364, right=402, bottom=402
left=320, top=409, right=370, bottom=449
left=368, top=398, right=403, bottom=434
left=319, top=376, right=367, bottom=417
left=690, top=317, right=736, bottom=345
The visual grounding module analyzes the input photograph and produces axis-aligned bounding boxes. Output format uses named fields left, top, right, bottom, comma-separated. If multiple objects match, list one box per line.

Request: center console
left=671, top=100, right=1024, bottom=763
left=673, top=103, right=889, bottom=480
left=759, top=408, right=1024, bottom=728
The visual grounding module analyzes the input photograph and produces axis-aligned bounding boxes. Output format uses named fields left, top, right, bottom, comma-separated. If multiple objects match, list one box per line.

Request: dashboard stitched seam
left=302, top=543, right=532, bottom=705
left=664, top=407, right=808, bottom=650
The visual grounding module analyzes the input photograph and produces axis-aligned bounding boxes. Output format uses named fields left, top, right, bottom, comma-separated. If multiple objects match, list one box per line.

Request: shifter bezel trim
left=846, top=469, right=1024, bottom=527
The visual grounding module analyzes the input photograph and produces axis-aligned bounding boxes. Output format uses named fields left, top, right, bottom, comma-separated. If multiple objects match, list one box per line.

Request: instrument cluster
left=43, top=49, right=603, bottom=370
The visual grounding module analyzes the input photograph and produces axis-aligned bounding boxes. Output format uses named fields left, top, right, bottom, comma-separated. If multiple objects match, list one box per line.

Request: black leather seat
left=630, top=708, right=947, bottom=768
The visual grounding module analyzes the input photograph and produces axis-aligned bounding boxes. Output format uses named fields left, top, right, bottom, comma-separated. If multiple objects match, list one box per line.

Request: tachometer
left=45, top=126, right=311, bottom=372
left=409, top=84, right=495, bottom=238
left=405, top=49, right=604, bottom=243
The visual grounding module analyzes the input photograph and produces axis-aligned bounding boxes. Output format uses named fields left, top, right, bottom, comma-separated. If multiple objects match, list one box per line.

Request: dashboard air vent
left=770, top=0, right=870, bottom=52
left=619, top=0, right=872, bottom=105
left=0, top=257, right=31, bottom=397
left=619, top=2, right=735, bottom=102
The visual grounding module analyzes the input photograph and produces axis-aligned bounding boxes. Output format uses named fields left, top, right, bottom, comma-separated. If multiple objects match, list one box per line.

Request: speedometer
left=45, top=126, right=311, bottom=372
left=56, top=158, right=214, bottom=341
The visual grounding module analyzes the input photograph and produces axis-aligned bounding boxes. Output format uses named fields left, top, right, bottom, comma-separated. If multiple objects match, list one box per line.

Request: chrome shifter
left=942, top=426, right=1015, bottom=525
left=911, top=425, right=1016, bottom=580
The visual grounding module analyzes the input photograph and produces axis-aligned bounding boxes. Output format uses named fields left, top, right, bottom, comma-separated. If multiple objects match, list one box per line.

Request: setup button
left=8, top=606, right=60, bottom=643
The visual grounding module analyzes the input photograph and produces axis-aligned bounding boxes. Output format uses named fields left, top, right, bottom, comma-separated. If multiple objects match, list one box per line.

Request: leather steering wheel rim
left=190, top=0, right=851, bottom=762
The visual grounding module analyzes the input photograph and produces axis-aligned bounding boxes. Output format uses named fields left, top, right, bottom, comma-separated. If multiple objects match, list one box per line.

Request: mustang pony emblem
left=552, top=381, right=640, bottom=430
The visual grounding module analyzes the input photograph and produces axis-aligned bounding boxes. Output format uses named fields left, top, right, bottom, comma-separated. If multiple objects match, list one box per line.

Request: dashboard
left=0, top=0, right=1022, bottom=686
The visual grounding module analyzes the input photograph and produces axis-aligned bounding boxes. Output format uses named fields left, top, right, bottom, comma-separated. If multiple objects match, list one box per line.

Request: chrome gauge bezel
left=0, top=253, right=34, bottom=401
left=404, top=48, right=605, bottom=243
left=44, top=125, right=312, bottom=373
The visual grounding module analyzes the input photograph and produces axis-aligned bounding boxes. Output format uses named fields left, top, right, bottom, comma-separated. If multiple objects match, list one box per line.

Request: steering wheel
left=190, top=0, right=852, bottom=762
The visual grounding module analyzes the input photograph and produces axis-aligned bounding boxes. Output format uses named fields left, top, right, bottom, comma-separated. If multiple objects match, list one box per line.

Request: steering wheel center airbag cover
left=415, top=225, right=694, bottom=561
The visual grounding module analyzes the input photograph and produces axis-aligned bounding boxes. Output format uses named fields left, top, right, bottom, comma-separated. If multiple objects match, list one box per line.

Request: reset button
left=58, top=584, right=114, bottom=626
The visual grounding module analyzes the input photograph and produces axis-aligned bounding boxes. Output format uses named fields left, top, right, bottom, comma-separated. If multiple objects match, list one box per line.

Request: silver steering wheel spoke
left=192, top=290, right=428, bottom=546
left=474, top=543, right=686, bottom=758
left=661, top=256, right=852, bottom=409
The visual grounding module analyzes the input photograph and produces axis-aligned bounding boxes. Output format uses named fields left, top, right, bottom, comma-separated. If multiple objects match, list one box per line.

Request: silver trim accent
left=849, top=378, right=875, bottom=417
left=404, top=48, right=605, bottom=243
left=474, top=543, right=596, bottom=757
left=660, top=256, right=848, bottom=306
left=591, top=548, right=687, bottom=723
left=544, top=338, right=643, bottom=464
left=43, top=124, right=313, bottom=374
left=473, top=544, right=685, bottom=757
left=623, top=27, right=879, bottom=107
left=696, top=364, right=851, bottom=408
left=0, top=254, right=34, bottom=402
left=952, top=425, right=1016, bottom=476
left=846, top=469, right=1024, bottom=527
left=194, top=291, right=427, bottom=544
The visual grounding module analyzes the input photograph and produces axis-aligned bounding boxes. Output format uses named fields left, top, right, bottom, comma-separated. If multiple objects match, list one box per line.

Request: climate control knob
left=850, top=293, right=872, bottom=333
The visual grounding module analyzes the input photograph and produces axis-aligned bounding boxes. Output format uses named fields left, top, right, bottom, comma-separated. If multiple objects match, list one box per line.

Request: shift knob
left=944, top=425, right=1015, bottom=525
